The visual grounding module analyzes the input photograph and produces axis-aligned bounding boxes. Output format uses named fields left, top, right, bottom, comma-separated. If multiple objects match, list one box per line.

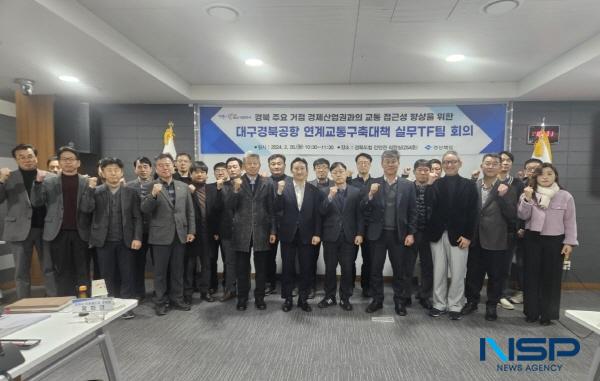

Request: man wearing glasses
left=425, top=151, right=478, bottom=320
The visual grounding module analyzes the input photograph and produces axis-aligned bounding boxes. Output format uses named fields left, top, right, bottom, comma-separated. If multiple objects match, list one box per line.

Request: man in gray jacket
left=141, top=153, right=195, bottom=316
left=0, top=144, right=56, bottom=298
left=30, top=146, right=95, bottom=296
left=462, top=153, right=517, bottom=321
left=82, top=157, right=143, bottom=319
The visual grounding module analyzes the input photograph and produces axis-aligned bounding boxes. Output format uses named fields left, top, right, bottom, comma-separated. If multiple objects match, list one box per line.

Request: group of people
left=0, top=143, right=577, bottom=325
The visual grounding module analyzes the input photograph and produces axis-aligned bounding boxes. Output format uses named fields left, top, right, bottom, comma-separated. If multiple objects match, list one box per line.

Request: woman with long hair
left=517, top=163, right=578, bottom=325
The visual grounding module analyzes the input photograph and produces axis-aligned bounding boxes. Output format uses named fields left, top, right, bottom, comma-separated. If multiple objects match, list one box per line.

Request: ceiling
left=1, top=0, right=600, bottom=103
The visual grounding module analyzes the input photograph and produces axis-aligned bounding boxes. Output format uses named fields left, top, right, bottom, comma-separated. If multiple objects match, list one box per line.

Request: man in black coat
left=425, top=150, right=478, bottom=320
left=274, top=157, right=322, bottom=312
left=230, top=153, right=277, bottom=311
left=318, top=162, right=364, bottom=311
left=361, top=150, right=417, bottom=316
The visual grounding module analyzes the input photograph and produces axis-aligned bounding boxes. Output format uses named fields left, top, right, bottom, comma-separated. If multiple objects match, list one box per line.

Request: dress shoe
left=317, top=297, right=337, bottom=308
left=200, top=293, right=215, bottom=302
left=171, top=301, right=191, bottom=311
left=365, top=301, right=383, bottom=313
left=395, top=303, right=407, bottom=316
left=155, top=304, right=168, bottom=316
left=339, top=299, right=353, bottom=311
left=449, top=311, right=462, bottom=320
left=220, top=291, right=236, bottom=302
left=307, top=289, right=316, bottom=300
left=121, top=311, right=136, bottom=320
left=298, top=299, right=312, bottom=312
left=419, top=298, right=433, bottom=310
left=485, top=305, right=498, bottom=321
left=498, top=297, right=514, bottom=310
left=236, top=300, right=248, bottom=311
left=265, top=285, right=277, bottom=295
left=255, top=297, right=266, bottom=310
left=282, top=298, right=293, bottom=312
left=525, top=316, right=538, bottom=323
left=461, top=301, right=478, bottom=315
left=509, top=291, right=523, bottom=304
left=540, top=319, right=553, bottom=326
left=208, top=288, right=217, bottom=295
left=183, top=295, right=193, bottom=305
left=429, top=308, right=446, bottom=318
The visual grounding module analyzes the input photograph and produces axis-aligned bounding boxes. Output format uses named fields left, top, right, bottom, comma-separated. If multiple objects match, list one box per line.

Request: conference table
left=565, top=309, right=600, bottom=381
left=1, top=298, right=137, bottom=381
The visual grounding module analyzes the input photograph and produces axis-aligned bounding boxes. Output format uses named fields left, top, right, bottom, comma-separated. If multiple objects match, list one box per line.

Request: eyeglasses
left=482, top=162, right=500, bottom=168
left=59, top=157, right=77, bottom=163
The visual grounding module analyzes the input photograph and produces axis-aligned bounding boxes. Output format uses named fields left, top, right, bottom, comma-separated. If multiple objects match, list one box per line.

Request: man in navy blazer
left=361, top=150, right=417, bottom=315
left=318, top=162, right=364, bottom=311
left=274, top=157, right=322, bottom=312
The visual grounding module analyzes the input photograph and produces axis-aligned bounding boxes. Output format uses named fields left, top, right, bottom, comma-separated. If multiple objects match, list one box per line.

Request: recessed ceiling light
left=206, top=5, right=239, bottom=22
left=58, top=75, right=80, bottom=83
left=245, top=58, right=264, bottom=67
left=445, top=54, right=465, bottom=63
left=483, top=0, right=520, bottom=15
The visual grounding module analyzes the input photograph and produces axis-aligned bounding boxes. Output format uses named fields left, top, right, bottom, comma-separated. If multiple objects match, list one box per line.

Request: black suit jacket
left=83, top=185, right=143, bottom=248
left=319, top=185, right=364, bottom=243
left=274, top=179, right=322, bottom=245
left=191, top=183, right=223, bottom=239
left=425, top=175, right=478, bottom=245
left=360, top=176, right=417, bottom=242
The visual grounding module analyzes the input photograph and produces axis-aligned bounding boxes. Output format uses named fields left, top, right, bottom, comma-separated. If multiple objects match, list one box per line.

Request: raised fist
left=36, top=170, right=48, bottom=183
left=0, top=168, right=10, bottom=182
left=329, top=186, right=338, bottom=198
left=402, top=167, right=411, bottom=176
left=233, top=178, right=242, bottom=192
left=277, top=180, right=285, bottom=194
left=497, top=183, right=508, bottom=197
left=216, top=179, right=224, bottom=190
left=188, top=184, right=196, bottom=193
left=523, top=186, right=534, bottom=201
left=87, top=177, right=98, bottom=189
left=471, top=169, right=480, bottom=180
left=369, top=183, right=380, bottom=196
left=152, top=183, right=163, bottom=197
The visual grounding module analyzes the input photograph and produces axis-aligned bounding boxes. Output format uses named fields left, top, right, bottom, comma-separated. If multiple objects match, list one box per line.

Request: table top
left=3, top=298, right=137, bottom=378
left=565, top=310, right=600, bottom=334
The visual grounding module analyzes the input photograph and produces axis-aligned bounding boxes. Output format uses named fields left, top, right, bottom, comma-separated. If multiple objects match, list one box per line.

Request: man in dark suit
left=82, top=157, right=143, bottom=319
left=361, top=150, right=417, bottom=315
left=31, top=146, right=94, bottom=296
left=266, top=153, right=288, bottom=295
left=0, top=144, right=56, bottom=298
left=126, top=156, right=153, bottom=301
left=230, top=153, right=276, bottom=311
left=141, top=153, right=195, bottom=316
left=184, top=161, right=223, bottom=304
left=350, top=152, right=376, bottom=297
left=208, top=162, right=228, bottom=294
left=318, top=162, right=363, bottom=311
left=425, top=150, right=478, bottom=320
left=462, top=154, right=517, bottom=321
left=173, top=152, right=193, bottom=184
left=275, top=157, right=322, bottom=312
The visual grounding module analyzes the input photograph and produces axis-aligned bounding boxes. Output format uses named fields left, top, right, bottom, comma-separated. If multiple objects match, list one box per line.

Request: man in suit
left=208, top=162, right=228, bottom=294
left=230, top=152, right=276, bottom=311
left=350, top=152, right=376, bottom=297
left=46, top=156, right=60, bottom=174
left=0, top=144, right=56, bottom=298
left=402, top=159, right=435, bottom=310
left=462, top=154, right=517, bottom=321
left=318, top=161, right=363, bottom=311
left=31, top=146, right=94, bottom=296
left=217, top=157, right=242, bottom=302
left=82, top=157, right=143, bottom=319
left=173, top=152, right=193, bottom=184
left=425, top=150, right=478, bottom=320
left=141, top=153, right=195, bottom=316
left=275, top=157, right=322, bottom=312
left=126, top=156, right=153, bottom=301
left=184, top=161, right=223, bottom=304
left=361, top=150, right=417, bottom=315
left=266, top=153, right=288, bottom=295
left=307, top=157, right=331, bottom=298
